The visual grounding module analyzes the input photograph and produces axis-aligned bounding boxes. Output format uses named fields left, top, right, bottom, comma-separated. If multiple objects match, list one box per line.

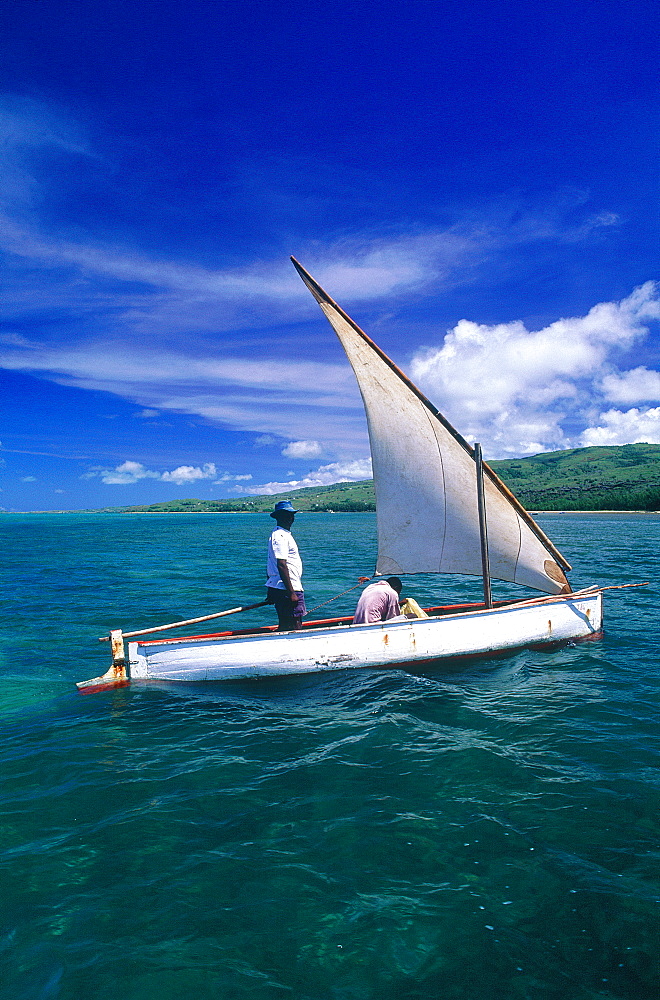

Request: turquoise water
left=1, top=512, right=658, bottom=999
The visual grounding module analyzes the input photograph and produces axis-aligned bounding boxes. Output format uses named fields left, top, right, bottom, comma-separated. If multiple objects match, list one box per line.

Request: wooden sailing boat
left=77, top=260, right=603, bottom=691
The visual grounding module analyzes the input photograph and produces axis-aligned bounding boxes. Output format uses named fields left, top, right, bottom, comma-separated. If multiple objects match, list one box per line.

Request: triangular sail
left=292, top=257, right=571, bottom=596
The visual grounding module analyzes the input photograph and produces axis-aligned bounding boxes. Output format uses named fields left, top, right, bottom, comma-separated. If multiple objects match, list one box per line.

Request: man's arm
left=276, top=558, right=297, bottom=599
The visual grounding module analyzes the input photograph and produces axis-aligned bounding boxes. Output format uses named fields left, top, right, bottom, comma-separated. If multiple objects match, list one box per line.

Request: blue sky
left=1, top=0, right=658, bottom=511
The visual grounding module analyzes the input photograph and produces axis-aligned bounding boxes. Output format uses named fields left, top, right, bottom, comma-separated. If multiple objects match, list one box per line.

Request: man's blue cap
left=270, top=499, right=300, bottom=518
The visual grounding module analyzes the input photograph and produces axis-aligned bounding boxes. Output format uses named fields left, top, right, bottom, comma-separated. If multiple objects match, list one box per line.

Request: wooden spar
left=98, top=600, right=270, bottom=642
left=506, top=580, right=649, bottom=614
left=478, top=580, right=647, bottom=615
left=474, top=443, right=493, bottom=609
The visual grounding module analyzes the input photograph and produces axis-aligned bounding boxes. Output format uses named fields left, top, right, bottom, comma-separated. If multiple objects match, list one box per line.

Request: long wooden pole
left=98, top=600, right=270, bottom=642
left=471, top=581, right=647, bottom=614
left=474, top=443, right=493, bottom=609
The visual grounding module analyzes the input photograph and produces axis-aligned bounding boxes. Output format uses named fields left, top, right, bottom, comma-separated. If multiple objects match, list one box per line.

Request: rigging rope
left=306, top=576, right=372, bottom=615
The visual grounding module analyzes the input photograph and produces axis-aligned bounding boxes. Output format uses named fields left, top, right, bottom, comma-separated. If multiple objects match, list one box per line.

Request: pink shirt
left=353, top=580, right=401, bottom=624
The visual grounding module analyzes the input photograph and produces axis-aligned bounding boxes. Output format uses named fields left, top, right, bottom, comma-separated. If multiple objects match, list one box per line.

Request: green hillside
left=491, top=443, right=660, bottom=510
left=96, top=443, right=660, bottom=514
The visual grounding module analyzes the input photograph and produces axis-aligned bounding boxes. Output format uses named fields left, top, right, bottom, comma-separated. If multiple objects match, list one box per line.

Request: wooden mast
left=474, top=443, right=493, bottom=608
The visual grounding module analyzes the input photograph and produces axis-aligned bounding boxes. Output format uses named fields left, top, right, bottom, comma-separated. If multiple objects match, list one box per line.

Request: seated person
left=353, top=577, right=403, bottom=624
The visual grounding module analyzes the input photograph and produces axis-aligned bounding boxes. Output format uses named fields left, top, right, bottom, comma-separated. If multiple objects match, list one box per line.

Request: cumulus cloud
left=83, top=461, right=161, bottom=485
left=281, top=440, right=322, bottom=459
left=579, top=407, right=660, bottom=446
left=410, top=281, right=660, bottom=456
left=243, top=459, right=373, bottom=496
left=161, top=463, right=217, bottom=485
left=600, top=366, right=660, bottom=404
left=83, top=460, right=218, bottom=486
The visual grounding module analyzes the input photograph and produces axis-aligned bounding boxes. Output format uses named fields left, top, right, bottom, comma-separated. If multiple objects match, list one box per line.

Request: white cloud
left=600, top=366, right=660, bottom=404
left=243, top=458, right=373, bottom=496
left=214, top=472, right=253, bottom=483
left=161, top=463, right=217, bottom=485
left=83, top=460, right=217, bottom=486
left=1, top=182, right=625, bottom=347
left=0, top=338, right=368, bottom=450
left=579, top=407, right=660, bottom=446
left=281, top=440, right=322, bottom=459
left=410, top=282, right=660, bottom=456
left=0, top=340, right=355, bottom=396
left=83, top=461, right=161, bottom=485
left=0, top=106, right=656, bottom=470
left=0, top=113, right=641, bottom=467
left=0, top=217, right=459, bottom=338
left=0, top=95, right=89, bottom=157
left=0, top=100, right=623, bottom=326
left=587, top=212, right=620, bottom=228
left=567, top=212, right=621, bottom=240
left=20, top=475, right=36, bottom=482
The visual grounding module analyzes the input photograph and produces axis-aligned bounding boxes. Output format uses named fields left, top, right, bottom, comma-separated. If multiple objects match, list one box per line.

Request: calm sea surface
left=0, top=512, right=658, bottom=1000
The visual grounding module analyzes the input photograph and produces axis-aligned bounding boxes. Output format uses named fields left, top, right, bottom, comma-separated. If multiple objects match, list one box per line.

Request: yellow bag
left=400, top=597, right=429, bottom=619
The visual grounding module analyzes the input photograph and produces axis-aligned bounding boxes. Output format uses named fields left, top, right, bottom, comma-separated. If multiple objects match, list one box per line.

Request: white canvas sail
left=292, top=258, right=571, bottom=596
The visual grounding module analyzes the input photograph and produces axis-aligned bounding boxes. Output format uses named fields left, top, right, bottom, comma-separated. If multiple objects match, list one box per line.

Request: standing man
left=353, top=577, right=403, bottom=624
left=266, top=500, right=306, bottom=631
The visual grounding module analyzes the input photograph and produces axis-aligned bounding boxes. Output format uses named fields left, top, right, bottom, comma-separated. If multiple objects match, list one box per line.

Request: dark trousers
left=267, top=587, right=306, bottom=631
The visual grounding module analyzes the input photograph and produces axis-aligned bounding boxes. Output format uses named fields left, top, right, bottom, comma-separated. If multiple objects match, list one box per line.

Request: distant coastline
left=5, top=509, right=660, bottom=518
left=4, top=444, right=660, bottom=515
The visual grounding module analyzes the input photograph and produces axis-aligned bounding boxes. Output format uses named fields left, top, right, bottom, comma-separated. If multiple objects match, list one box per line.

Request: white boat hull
left=126, top=593, right=602, bottom=683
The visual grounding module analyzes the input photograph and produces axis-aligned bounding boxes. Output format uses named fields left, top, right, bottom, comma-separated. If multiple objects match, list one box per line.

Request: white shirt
left=267, top=527, right=303, bottom=591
